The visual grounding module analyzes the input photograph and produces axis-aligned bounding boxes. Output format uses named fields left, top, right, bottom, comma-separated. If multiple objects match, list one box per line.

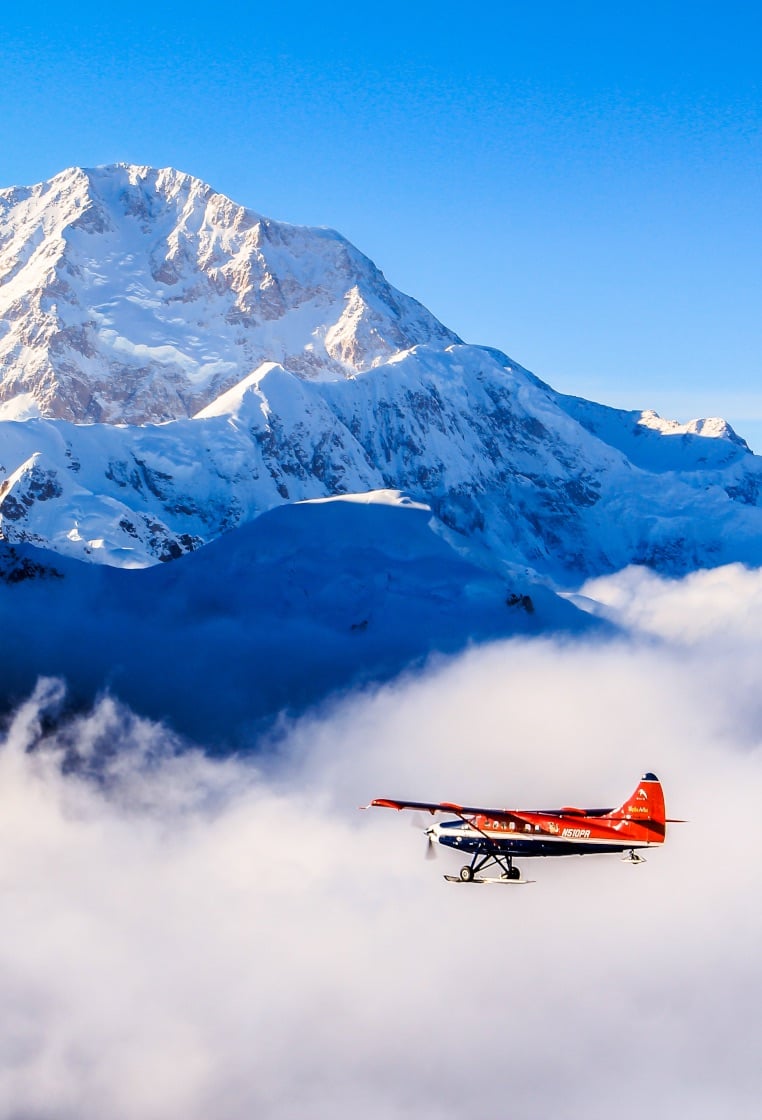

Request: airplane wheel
left=459, top=865, right=474, bottom=882
left=509, top=867, right=521, bottom=881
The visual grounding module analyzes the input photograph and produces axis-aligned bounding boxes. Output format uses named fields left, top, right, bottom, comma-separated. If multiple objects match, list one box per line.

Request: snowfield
left=1, top=340, right=760, bottom=577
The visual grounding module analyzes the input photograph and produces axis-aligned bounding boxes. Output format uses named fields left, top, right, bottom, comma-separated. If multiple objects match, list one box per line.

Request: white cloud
left=582, top=562, right=762, bottom=647
left=1, top=564, right=761, bottom=1119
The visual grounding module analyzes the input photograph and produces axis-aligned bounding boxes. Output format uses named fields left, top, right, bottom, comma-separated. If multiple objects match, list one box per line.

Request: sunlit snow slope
left=1, top=342, right=760, bottom=578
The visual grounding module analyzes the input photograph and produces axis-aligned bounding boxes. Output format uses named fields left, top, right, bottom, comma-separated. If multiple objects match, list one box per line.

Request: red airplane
left=362, top=772, right=676, bottom=884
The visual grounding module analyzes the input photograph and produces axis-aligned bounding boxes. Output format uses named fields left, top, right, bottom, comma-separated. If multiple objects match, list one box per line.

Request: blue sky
left=2, top=1, right=761, bottom=443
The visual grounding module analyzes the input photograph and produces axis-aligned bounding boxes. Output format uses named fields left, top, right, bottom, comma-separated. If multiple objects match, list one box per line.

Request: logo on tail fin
left=609, top=773, right=667, bottom=843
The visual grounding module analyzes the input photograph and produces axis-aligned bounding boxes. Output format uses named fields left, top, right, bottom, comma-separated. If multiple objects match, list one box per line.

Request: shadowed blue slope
left=0, top=496, right=596, bottom=747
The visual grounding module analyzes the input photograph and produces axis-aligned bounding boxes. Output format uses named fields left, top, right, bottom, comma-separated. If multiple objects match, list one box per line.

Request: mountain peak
left=0, top=164, right=457, bottom=424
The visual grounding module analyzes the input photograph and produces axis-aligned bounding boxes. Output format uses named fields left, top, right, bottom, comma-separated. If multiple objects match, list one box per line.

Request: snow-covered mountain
left=0, top=164, right=456, bottom=423
left=1, top=163, right=762, bottom=737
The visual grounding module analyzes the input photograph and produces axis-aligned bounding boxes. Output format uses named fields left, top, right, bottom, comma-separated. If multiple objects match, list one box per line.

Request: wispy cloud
left=1, top=564, right=761, bottom=1118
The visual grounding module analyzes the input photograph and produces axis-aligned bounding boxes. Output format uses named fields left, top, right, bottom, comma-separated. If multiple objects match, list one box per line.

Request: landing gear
left=621, top=849, right=647, bottom=865
left=448, top=850, right=527, bottom=884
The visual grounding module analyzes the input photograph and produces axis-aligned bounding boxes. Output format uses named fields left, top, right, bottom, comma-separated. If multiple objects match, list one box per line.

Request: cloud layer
left=1, top=565, right=761, bottom=1119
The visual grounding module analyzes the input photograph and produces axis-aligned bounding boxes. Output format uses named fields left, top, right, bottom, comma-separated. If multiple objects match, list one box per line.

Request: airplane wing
left=361, top=797, right=527, bottom=827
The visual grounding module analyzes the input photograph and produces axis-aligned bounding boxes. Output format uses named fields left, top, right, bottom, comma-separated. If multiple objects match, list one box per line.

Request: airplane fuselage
left=433, top=811, right=664, bottom=858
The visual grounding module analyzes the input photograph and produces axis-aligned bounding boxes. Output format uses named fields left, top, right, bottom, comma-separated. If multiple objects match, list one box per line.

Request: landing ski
left=443, top=874, right=535, bottom=886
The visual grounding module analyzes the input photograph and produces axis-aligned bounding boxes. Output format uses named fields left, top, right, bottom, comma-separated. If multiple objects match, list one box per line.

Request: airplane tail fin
left=607, top=772, right=667, bottom=844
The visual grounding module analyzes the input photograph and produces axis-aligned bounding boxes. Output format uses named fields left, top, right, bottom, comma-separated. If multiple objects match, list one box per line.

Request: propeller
left=410, top=813, right=438, bottom=859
